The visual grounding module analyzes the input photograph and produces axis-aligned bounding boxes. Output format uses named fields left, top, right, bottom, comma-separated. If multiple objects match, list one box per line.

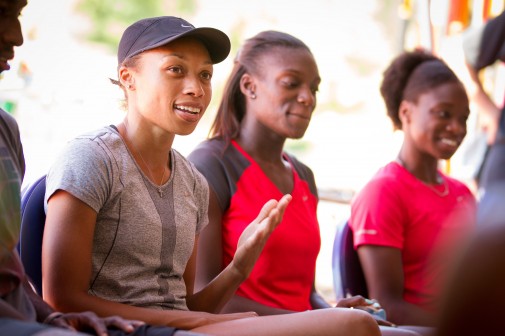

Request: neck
left=396, top=151, right=441, bottom=184
left=120, top=118, right=171, bottom=186
left=237, top=119, right=287, bottom=162
left=121, top=118, right=172, bottom=169
left=236, top=135, right=286, bottom=166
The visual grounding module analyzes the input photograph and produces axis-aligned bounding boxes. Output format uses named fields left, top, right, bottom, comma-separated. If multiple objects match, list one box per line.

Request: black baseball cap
left=118, top=16, right=231, bottom=65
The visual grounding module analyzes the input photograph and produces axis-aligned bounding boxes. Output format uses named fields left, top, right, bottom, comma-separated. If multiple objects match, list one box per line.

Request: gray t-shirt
left=45, top=126, right=209, bottom=311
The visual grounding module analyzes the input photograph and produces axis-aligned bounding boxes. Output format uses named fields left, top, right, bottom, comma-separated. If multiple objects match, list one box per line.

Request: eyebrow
left=282, top=69, right=321, bottom=82
left=161, top=53, right=213, bottom=65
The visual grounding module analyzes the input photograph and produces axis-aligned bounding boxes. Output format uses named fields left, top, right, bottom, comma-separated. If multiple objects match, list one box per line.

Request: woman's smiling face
left=402, top=81, right=470, bottom=161
left=126, top=37, right=214, bottom=135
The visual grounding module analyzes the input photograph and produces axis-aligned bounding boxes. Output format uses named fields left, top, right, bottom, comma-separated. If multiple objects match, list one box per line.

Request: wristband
left=43, top=312, right=64, bottom=325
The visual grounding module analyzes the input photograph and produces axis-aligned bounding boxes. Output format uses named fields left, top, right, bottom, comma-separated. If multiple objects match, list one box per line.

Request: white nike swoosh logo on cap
left=181, top=24, right=193, bottom=28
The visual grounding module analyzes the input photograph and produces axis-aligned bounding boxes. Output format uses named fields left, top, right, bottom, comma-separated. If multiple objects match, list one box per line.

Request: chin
left=289, top=130, right=308, bottom=140
left=439, top=152, right=457, bottom=161
left=176, top=127, right=198, bottom=136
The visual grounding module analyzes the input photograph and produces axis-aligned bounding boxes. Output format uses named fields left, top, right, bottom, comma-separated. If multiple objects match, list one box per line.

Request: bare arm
left=43, top=190, right=248, bottom=330
left=186, top=189, right=292, bottom=313
left=357, top=245, right=435, bottom=326
left=465, top=62, right=501, bottom=144
left=187, top=188, right=234, bottom=312
left=191, top=188, right=294, bottom=315
left=193, top=188, right=225, bottom=294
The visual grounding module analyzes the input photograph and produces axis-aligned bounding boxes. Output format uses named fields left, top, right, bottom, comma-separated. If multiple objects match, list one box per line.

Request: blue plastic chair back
left=332, top=220, right=368, bottom=299
left=19, top=175, right=47, bottom=295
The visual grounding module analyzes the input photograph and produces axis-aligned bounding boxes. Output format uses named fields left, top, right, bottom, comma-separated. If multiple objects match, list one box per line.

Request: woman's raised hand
left=230, top=194, right=292, bottom=279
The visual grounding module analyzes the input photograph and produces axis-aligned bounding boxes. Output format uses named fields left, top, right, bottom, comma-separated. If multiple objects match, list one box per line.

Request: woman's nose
left=183, top=76, right=205, bottom=97
left=3, top=18, right=24, bottom=48
left=297, top=87, right=315, bottom=107
left=447, top=118, right=466, bottom=135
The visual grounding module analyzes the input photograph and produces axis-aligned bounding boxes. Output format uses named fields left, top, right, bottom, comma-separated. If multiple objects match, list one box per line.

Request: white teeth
left=441, top=138, right=457, bottom=146
left=175, top=105, right=200, bottom=114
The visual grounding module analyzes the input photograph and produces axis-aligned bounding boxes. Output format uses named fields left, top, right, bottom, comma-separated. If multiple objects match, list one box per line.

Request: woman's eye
left=168, top=66, right=183, bottom=74
left=201, top=71, right=212, bottom=80
left=282, top=80, right=298, bottom=88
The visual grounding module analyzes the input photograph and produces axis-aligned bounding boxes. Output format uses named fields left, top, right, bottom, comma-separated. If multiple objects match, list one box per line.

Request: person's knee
left=325, top=308, right=380, bottom=336
left=351, top=310, right=381, bottom=336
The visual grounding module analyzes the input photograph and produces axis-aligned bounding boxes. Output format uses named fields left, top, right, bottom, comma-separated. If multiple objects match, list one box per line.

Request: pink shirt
left=350, top=162, right=476, bottom=311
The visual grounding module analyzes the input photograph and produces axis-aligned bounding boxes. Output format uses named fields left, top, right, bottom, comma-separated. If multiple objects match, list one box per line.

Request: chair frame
left=19, top=175, right=47, bottom=296
left=332, top=220, right=368, bottom=299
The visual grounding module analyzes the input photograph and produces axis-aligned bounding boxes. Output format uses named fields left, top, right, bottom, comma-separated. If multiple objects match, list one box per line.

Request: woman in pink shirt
left=350, top=50, right=476, bottom=327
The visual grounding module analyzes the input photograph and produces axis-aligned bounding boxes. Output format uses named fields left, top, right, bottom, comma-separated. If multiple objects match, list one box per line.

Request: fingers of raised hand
left=253, top=199, right=278, bottom=225
left=258, top=194, right=292, bottom=233
left=277, top=194, right=292, bottom=213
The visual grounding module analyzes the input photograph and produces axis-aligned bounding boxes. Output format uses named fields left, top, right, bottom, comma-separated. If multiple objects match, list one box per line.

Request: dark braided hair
left=380, top=49, right=461, bottom=130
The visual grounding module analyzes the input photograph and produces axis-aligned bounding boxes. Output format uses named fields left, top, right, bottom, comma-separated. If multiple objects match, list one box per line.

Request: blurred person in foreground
left=435, top=222, right=505, bottom=335
left=41, top=15, right=380, bottom=336
left=350, top=49, right=476, bottom=327
left=0, top=0, right=162, bottom=335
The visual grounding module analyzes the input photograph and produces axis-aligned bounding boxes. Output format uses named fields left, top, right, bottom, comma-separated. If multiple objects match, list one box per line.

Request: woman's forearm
left=48, top=290, right=222, bottom=330
left=187, top=261, right=245, bottom=313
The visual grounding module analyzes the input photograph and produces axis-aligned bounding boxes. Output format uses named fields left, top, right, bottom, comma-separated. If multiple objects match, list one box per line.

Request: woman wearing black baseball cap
left=42, top=16, right=379, bottom=336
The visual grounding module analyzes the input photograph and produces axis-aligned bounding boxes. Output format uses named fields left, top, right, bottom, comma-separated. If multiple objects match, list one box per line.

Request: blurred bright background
left=1, top=0, right=504, bottom=303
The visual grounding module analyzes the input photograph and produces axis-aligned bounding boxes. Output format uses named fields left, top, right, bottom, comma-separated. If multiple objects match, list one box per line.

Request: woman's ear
left=118, top=65, right=135, bottom=89
left=240, top=73, right=256, bottom=99
left=399, top=100, right=412, bottom=126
